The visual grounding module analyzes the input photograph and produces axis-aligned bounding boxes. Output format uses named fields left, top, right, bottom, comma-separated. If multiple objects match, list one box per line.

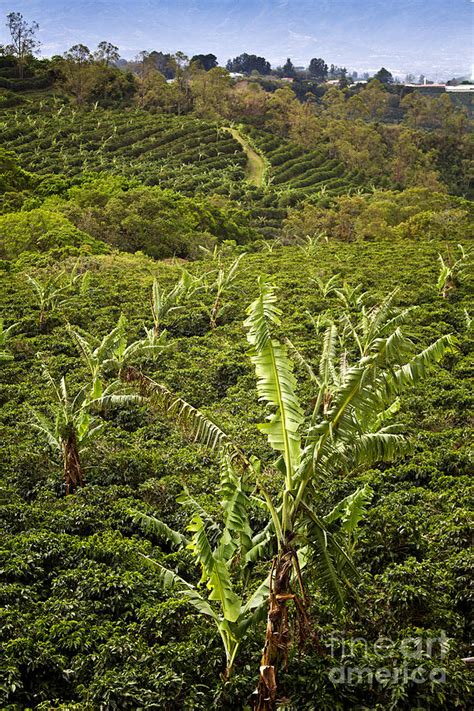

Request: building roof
left=404, top=83, right=446, bottom=88
left=446, top=85, right=474, bottom=92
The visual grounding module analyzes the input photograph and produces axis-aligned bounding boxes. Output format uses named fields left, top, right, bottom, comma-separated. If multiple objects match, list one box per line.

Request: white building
left=446, top=85, right=474, bottom=93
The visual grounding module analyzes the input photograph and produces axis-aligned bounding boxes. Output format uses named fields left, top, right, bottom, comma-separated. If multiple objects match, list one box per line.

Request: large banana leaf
left=300, top=502, right=359, bottom=611
left=208, top=559, right=242, bottom=623
left=187, top=514, right=242, bottom=623
left=139, top=554, right=195, bottom=592
left=323, top=484, right=373, bottom=537
left=131, top=509, right=189, bottom=549
left=130, top=371, right=244, bottom=461
left=245, top=279, right=304, bottom=480
left=306, top=333, right=455, bottom=473
left=220, top=453, right=253, bottom=555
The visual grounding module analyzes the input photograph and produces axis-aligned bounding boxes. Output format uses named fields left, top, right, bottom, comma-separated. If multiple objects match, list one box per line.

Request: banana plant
left=298, top=232, right=328, bottom=258
left=131, top=453, right=270, bottom=678
left=128, top=279, right=455, bottom=709
left=244, top=279, right=454, bottom=710
left=261, top=238, right=282, bottom=254
left=30, top=359, right=141, bottom=494
left=67, top=319, right=125, bottom=400
left=26, top=265, right=89, bottom=330
left=150, top=270, right=201, bottom=335
left=437, top=244, right=470, bottom=298
left=310, top=272, right=342, bottom=299
left=0, top=318, right=18, bottom=363
left=464, top=309, right=472, bottom=332
left=334, top=280, right=367, bottom=309
left=26, top=272, right=73, bottom=329
left=206, top=253, right=246, bottom=329
left=68, top=314, right=166, bottom=399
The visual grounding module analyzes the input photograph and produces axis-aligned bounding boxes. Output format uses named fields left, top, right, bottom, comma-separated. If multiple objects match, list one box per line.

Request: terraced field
left=244, top=126, right=360, bottom=200
left=1, top=78, right=473, bottom=711
left=1, top=102, right=362, bottom=239
left=0, top=104, right=247, bottom=195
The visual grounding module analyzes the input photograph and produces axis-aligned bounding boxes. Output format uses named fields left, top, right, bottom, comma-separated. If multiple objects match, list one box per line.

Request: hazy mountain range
left=1, top=0, right=472, bottom=80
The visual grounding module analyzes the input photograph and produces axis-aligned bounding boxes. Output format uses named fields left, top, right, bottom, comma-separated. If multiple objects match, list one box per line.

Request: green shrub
left=0, top=209, right=108, bottom=260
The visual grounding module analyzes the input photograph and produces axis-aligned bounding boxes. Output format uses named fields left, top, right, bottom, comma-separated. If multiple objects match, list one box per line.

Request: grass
left=225, top=126, right=267, bottom=187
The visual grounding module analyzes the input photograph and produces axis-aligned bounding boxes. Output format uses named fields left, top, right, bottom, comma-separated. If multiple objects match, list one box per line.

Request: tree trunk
left=252, top=550, right=294, bottom=711
left=210, top=295, right=221, bottom=328
left=251, top=549, right=323, bottom=710
left=442, top=278, right=455, bottom=299
left=63, top=432, right=84, bottom=495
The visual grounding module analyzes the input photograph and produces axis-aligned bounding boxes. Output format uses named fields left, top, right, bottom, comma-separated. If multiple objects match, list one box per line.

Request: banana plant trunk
left=253, top=550, right=294, bottom=711
left=442, top=278, right=455, bottom=299
left=63, top=431, right=84, bottom=495
left=210, top=294, right=221, bottom=329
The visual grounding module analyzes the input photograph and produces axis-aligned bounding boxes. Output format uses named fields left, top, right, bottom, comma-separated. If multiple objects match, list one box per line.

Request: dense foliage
left=0, top=51, right=472, bottom=709
left=1, top=232, right=472, bottom=708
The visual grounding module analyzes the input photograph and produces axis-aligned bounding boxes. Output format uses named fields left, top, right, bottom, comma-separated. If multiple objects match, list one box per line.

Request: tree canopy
left=226, top=53, right=271, bottom=75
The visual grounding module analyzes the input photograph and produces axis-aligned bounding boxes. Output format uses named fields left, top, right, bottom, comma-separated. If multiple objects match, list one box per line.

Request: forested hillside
left=0, top=36, right=473, bottom=710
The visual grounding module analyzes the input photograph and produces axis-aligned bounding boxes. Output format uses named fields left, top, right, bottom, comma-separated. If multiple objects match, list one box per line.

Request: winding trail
left=225, top=126, right=266, bottom=187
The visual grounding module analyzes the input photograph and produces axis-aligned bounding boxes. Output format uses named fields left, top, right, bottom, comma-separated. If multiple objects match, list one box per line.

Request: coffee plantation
left=0, top=58, right=472, bottom=710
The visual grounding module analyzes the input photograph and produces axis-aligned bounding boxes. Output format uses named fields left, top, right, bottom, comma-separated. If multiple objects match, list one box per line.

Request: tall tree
left=308, top=57, right=328, bottom=81
left=190, top=66, right=232, bottom=119
left=94, top=41, right=120, bottom=66
left=5, top=11, right=40, bottom=78
left=190, top=53, right=218, bottom=71
left=347, top=79, right=389, bottom=121
left=147, top=50, right=175, bottom=78
left=374, top=66, right=394, bottom=84
left=281, top=57, right=296, bottom=77
left=59, top=44, right=95, bottom=105
left=226, top=53, right=271, bottom=75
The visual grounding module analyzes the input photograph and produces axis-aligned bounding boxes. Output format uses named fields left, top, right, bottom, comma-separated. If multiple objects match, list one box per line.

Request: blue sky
left=1, top=1, right=472, bottom=79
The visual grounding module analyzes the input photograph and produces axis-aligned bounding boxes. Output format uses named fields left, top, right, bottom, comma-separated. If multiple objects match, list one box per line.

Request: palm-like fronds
left=26, top=264, right=89, bottom=328
left=67, top=320, right=124, bottom=398
left=140, top=554, right=196, bottom=593
left=30, top=357, right=140, bottom=492
left=151, top=270, right=200, bottom=334
left=26, top=272, right=71, bottom=326
left=30, top=364, right=100, bottom=452
left=68, top=315, right=166, bottom=398
left=303, top=333, right=454, bottom=488
left=245, top=278, right=304, bottom=490
left=311, top=273, right=342, bottom=298
left=125, top=369, right=247, bottom=465
left=206, top=252, right=246, bottom=328
left=131, top=510, right=190, bottom=549
left=299, top=501, right=359, bottom=611
left=220, top=453, right=253, bottom=556
left=188, top=513, right=242, bottom=622
left=0, top=318, right=18, bottom=363
left=131, top=455, right=269, bottom=674
left=437, top=244, right=470, bottom=297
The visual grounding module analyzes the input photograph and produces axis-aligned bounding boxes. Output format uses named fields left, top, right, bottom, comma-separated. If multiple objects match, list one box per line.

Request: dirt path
left=225, top=126, right=266, bottom=187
